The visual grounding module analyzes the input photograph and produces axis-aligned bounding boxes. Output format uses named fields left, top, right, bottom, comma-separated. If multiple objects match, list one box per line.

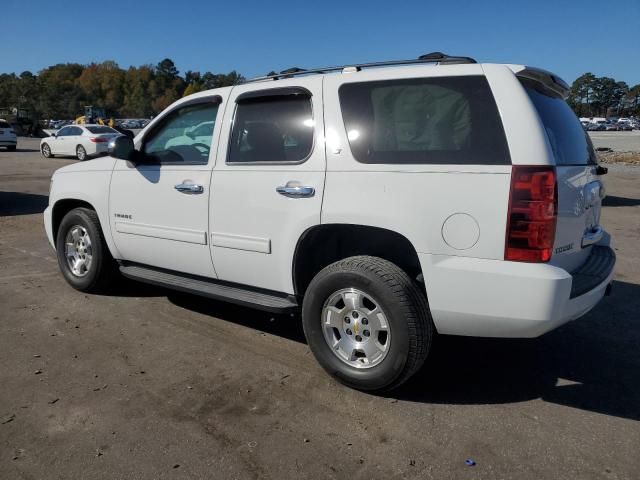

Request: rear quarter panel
left=321, top=65, right=514, bottom=260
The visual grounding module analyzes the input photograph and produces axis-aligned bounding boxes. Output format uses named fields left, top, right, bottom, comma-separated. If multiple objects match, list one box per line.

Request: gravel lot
left=1, top=138, right=639, bottom=480
left=588, top=130, right=640, bottom=152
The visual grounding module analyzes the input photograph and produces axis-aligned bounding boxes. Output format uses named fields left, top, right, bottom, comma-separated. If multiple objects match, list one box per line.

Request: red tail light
left=89, top=137, right=108, bottom=143
left=505, top=166, right=557, bottom=262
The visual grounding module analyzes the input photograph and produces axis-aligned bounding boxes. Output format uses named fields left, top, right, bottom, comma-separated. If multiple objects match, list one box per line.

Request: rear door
left=51, top=126, right=73, bottom=154
left=519, top=77, right=605, bottom=272
left=209, top=78, right=325, bottom=294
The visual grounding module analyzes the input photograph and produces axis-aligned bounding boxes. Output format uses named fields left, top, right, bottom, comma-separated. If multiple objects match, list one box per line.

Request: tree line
left=0, top=58, right=244, bottom=120
left=1, top=58, right=639, bottom=121
left=567, top=73, right=640, bottom=118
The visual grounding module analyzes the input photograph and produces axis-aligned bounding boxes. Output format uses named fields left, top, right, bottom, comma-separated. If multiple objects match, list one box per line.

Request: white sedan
left=40, top=124, right=121, bottom=160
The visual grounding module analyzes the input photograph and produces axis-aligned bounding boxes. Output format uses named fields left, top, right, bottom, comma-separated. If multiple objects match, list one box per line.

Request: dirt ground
left=1, top=138, right=639, bottom=480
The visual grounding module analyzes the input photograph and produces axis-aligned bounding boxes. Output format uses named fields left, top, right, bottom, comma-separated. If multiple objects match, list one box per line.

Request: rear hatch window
left=520, top=77, right=596, bottom=166
left=0, top=120, right=11, bottom=129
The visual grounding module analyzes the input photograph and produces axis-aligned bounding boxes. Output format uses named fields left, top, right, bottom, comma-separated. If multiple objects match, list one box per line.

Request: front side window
left=339, top=76, right=510, bottom=165
left=57, top=127, right=71, bottom=137
left=143, top=102, right=219, bottom=164
left=70, top=127, right=83, bottom=136
left=228, top=94, right=313, bottom=163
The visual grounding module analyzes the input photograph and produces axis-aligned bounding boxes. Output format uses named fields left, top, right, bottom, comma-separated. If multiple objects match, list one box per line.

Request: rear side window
left=520, top=78, right=596, bottom=165
left=339, top=76, right=510, bottom=165
left=0, top=120, right=10, bottom=128
left=228, top=94, right=314, bottom=163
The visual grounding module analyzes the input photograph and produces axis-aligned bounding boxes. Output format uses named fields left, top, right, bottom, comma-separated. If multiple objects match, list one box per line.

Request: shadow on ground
left=162, top=279, right=639, bottom=421
left=602, top=195, right=640, bottom=207
left=14, top=148, right=41, bottom=153
left=0, top=191, right=48, bottom=216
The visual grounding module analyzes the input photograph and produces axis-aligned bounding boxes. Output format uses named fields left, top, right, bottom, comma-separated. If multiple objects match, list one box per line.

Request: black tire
left=302, top=256, right=433, bottom=391
left=7, top=145, right=16, bottom=152
left=76, top=145, right=87, bottom=161
left=41, top=143, right=52, bottom=158
left=56, top=207, right=116, bottom=293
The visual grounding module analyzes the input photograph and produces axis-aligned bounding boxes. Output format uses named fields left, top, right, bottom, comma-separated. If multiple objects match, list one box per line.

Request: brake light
left=89, top=137, right=108, bottom=143
left=505, top=166, right=557, bottom=262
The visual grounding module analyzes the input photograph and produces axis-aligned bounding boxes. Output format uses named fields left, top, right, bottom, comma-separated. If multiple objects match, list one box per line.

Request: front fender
left=49, top=170, right=121, bottom=259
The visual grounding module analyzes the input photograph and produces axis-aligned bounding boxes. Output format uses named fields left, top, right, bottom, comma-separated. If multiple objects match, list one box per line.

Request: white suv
left=44, top=53, right=615, bottom=391
left=0, top=119, right=17, bottom=151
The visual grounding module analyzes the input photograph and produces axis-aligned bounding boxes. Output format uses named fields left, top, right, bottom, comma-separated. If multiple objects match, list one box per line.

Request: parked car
left=40, top=124, right=121, bottom=160
left=587, top=123, right=606, bottom=131
left=604, top=122, right=620, bottom=131
left=43, top=53, right=615, bottom=391
left=111, top=125, right=135, bottom=139
left=618, top=121, right=633, bottom=131
left=0, top=119, right=17, bottom=151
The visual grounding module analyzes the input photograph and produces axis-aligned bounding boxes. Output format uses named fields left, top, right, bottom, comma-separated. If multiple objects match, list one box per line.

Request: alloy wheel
left=64, top=225, right=93, bottom=277
left=321, top=288, right=391, bottom=368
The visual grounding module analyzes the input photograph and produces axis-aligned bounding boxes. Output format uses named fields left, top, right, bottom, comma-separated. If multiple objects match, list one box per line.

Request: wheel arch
left=51, top=198, right=119, bottom=258
left=292, top=223, right=423, bottom=297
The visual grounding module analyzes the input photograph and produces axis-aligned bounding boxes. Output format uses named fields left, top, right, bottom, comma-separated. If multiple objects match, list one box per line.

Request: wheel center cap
left=352, top=319, right=360, bottom=335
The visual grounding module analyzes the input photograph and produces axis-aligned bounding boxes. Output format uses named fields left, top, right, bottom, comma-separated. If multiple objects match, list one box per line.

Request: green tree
left=150, top=58, right=184, bottom=112
left=122, top=65, right=155, bottom=117
left=568, top=72, right=596, bottom=117
left=37, top=63, right=84, bottom=118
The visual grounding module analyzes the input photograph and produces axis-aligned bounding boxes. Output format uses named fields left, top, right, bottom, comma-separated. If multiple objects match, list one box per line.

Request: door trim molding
left=211, top=232, right=271, bottom=253
left=115, top=221, right=207, bottom=245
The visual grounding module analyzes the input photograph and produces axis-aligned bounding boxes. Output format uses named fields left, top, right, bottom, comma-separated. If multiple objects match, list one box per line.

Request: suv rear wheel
left=302, top=256, right=433, bottom=391
left=56, top=207, right=116, bottom=292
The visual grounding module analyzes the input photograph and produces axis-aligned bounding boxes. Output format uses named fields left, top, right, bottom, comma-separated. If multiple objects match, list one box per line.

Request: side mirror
left=108, top=135, right=135, bottom=161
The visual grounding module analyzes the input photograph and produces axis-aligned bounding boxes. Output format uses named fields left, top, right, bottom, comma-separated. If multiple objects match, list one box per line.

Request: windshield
left=520, top=78, right=596, bottom=165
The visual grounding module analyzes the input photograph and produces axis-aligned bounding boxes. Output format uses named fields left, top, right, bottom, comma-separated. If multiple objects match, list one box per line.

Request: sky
left=3, top=0, right=639, bottom=86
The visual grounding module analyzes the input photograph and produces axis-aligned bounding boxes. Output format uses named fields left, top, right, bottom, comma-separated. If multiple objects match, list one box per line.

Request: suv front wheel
left=302, top=256, right=433, bottom=391
left=56, top=207, right=116, bottom=292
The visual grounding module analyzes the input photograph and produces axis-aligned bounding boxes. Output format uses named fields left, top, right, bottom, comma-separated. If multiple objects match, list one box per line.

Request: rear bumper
left=420, top=245, right=615, bottom=338
left=0, top=139, right=17, bottom=146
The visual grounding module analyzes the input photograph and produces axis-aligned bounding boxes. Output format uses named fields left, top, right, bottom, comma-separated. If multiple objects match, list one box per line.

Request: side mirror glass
left=108, top=135, right=135, bottom=161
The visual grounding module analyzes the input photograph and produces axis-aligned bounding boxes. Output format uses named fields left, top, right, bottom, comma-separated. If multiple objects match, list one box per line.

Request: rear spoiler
left=513, top=66, right=570, bottom=99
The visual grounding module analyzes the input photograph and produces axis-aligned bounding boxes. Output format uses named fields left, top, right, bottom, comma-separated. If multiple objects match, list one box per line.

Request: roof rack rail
left=245, top=51, right=477, bottom=83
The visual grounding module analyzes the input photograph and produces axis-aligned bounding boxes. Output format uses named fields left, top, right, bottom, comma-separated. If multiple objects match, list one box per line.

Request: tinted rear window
left=86, top=126, right=117, bottom=134
left=338, top=76, right=510, bottom=165
left=520, top=78, right=596, bottom=165
left=0, top=120, right=11, bottom=128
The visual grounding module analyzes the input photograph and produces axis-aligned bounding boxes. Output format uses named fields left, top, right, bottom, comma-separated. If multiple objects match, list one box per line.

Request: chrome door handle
left=174, top=183, right=204, bottom=194
left=276, top=185, right=315, bottom=198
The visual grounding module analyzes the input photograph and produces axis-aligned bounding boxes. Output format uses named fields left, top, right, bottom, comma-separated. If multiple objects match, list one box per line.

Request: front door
left=210, top=78, right=325, bottom=294
left=109, top=94, right=226, bottom=278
